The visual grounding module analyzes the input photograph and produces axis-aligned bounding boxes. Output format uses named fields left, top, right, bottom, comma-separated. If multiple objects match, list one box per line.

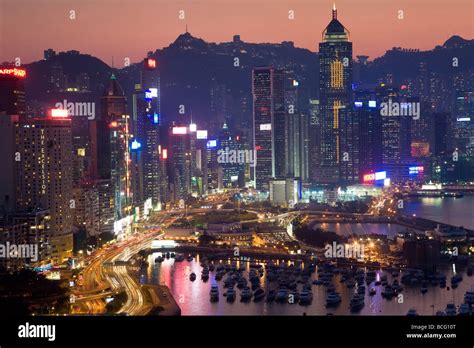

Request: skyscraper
left=286, top=80, right=310, bottom=185
left=319, top=5, right=356, bottom=184
left=133, top=58, right=164, bottom=209
left=218, top=122, right=243, bottom=188
left=15, top=114, right=74, bottom=264
left=0, top=66, right=26, bottom=120
left=169, top=123, right=191, bottom=202
left=100, top=75, right=130, bottom=220
left=377, top=85, right=413, bottom=181
left=453, top=91, right=473, bottom=154
left=0, top=115, right=19, bottom=214
left=252, top=67, right=285, bottom=191
left=355, top=89, right=382, bottom=179
left=309, top=99, right=321, bottom=183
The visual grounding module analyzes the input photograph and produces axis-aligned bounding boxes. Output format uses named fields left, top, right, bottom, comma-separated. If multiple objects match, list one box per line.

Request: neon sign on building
left=409, top=166, right=424, bottom=174
left=363, top=171, right=387, bottom=183
left=146, top=58, right=157, bottom=69
left=50, top=109, right=68, bottom=118
left=172, top=127, right=187, bottom=135
left=0, top=68, right=26, bottom=78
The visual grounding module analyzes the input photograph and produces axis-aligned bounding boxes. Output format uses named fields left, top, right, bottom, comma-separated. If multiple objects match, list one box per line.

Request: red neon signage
left=50, top=108, right=68, bottom=118
left=363, top=173, right=375, bottom=182
left=0, top=68, right=26, bottom=78
left=146, top=58, right=157, bottom=69
left=172, top=126, right=187, bottom=135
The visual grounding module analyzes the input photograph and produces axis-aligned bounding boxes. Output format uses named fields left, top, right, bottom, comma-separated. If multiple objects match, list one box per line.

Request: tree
left=198, top=234, right=216, bottom=246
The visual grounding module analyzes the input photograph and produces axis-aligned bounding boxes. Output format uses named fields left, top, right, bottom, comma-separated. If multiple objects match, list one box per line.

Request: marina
left=141, top=253, right=473, bottom=316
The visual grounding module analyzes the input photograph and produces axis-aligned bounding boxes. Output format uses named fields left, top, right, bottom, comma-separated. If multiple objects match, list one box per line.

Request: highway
left=73, top=212, right=171, bottom=315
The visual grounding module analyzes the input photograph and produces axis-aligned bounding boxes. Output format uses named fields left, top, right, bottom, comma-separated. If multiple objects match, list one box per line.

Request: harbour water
left=141, top=256, right=472, bottom=315
left=403, top=196, right=474, bottom=230
left=313, top=196, right=474, bottom=237
left=140, top=198, right=473, bottom=315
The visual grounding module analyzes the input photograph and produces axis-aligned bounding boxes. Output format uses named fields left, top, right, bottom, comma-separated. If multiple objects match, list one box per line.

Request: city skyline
left=0, top=1, right=473, bottom=337
left=1, top=0, right=473, bottom=64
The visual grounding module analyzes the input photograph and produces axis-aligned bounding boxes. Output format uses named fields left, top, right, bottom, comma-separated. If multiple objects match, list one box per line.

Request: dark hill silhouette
left=22, top=34, right=473, bottom=126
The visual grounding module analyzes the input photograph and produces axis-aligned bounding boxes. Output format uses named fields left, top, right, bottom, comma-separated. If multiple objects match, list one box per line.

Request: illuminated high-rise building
left=15, top=113, right=74, bottom=264
left=308, top=99, right=321, bottom=183
left=319, top=5, right=357, bottom=184
left=453, top=91, right=473, bottom=153
left=218, top=122, right=244, bottom=188
left=169, top=123, right=191, bottom=202
left=252, top=67, right=285, bottom=191
left=100, top=75, right=131, bottom=220
left=377, top=86, right=413, bottom=181
left=0, top=210, right=50, bottom=270
left=354, top=89, right=382, bottom=179
left=133, top=58, right=165, bottom=209
left=0, top=66, right=26, bottom=120
left=286, top=80, right=310, bottom=185
left=0, top=115, right=19, bottom=214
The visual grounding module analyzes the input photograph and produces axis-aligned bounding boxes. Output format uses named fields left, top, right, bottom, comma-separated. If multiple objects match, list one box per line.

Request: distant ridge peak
left=171, top=31, right=208, bottom=50
left=443, top=35, right=472, bottom=48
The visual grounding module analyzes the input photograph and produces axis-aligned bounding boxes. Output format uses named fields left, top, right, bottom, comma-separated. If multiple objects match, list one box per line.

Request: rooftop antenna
left=186, top=24, right=188, bottom=33
left=332, top=3, right=337, bottom=19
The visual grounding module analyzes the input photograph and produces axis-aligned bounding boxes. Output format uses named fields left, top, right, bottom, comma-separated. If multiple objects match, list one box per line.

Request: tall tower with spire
left=318, top=4, right=358, bottom=184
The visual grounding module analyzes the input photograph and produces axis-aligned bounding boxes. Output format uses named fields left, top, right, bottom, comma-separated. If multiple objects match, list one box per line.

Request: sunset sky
left=1, top=0, right=473, bottom=65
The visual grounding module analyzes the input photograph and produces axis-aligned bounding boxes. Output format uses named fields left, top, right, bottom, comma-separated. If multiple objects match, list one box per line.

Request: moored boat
left=210, top=285, right=219, bottom=302
left=253, top=288, right=265, bottom=302
left=266, top=289, right=276, bottom=302
left=326, top=292, right=342, bottom=307
left=299, top=289, right=313, bottom=305
left=240, top=287, right=253, bottom=302
left=226, top=288, right=236, bottom=302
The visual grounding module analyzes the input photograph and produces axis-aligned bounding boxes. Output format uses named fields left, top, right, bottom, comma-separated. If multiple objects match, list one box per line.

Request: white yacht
left=210, top=285, right=219, bottom=302
left=240, top=287, right=253, bottom=302
left=458, top=303, right=470, bottom=316
left=445, top=303, right=457, bottom=316
left=299, top=290, right=313, bottom=305
left=464, top=291, right=474, bottom=305
left=275, top=288, right=289, bottom=303
left=226, top=288, right=236, bottom=302
left=326, top=292, right=342, bottom=307
left=350, top=294, right=364, bottom=312
left=382, top=285, right=395, bottom=298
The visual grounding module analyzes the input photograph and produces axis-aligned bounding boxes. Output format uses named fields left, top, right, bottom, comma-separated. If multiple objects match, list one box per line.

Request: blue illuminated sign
left=207, top=140, right=217, bottom=148
left=145, top=89, right=152, bottom=100
left=375, top=171, right=386, bottom=180
left=131, top=140, right=142, bottom=150
left=368, top=100, right=376, bottom=108
left=153, top=113, right=159, bottom=124
left=354, top=101, right=363, bottom=107
left=409, top=166, right=424, bottom=175
left=34, top=263, right=52, bottom=272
